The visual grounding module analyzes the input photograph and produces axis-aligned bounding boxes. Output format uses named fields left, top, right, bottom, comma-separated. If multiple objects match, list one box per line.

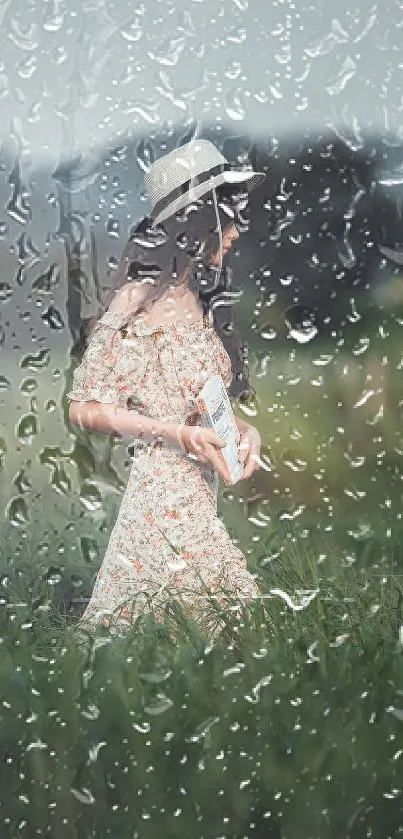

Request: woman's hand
left=175, top=424, right=233, bottom=484
left=236, top=422, right=262, bottom=480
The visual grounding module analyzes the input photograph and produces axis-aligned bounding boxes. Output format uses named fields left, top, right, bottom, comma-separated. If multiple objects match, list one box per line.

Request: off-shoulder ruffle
left=97, top=309, right=212, bottom=337
left=66, top=309, right=232, bottom=410
left=66, top=312, right=150, bottom=407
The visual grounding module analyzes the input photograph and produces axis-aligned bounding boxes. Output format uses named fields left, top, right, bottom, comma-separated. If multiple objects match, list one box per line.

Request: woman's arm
left=68, top=283, right=159, bottom=438
left=68, top=400, right=180, bottom=445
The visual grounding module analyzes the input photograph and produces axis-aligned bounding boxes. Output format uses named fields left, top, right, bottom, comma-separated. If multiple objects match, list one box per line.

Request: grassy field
left=1, top=301, right=403, bottom=836
left=0, top=512, right=402, bottom=838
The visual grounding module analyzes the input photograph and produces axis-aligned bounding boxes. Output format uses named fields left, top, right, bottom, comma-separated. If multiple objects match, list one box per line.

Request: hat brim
left=150, top=169, right=266, bottom=228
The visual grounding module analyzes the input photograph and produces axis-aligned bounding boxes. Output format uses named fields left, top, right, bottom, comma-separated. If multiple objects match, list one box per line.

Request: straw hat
left=144, top=139, right=266, bottom=228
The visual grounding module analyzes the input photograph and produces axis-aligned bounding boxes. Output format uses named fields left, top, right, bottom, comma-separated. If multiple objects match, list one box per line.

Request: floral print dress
left=66, top=309, right=260, bottom=637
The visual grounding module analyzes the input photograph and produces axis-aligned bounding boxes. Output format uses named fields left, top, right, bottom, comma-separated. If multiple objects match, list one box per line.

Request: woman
left=67, top=139, right=266, bottom=640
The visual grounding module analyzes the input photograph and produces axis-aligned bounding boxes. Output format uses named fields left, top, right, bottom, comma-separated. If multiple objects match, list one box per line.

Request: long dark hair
left=75, top=188, right=255, bottom=402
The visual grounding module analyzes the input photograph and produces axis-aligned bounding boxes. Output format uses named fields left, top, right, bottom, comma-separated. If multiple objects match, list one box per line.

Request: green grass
left=2, top=307, right=403, bottom=836
left=1, top=521, right=403, bottom=838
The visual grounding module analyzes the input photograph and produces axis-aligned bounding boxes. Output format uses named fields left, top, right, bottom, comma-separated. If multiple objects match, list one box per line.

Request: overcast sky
left=0, top=0, right=400, bottom=169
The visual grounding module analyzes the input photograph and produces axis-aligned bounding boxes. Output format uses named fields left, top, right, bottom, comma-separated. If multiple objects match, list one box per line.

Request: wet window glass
left=1, top=3, right=402, bottom=837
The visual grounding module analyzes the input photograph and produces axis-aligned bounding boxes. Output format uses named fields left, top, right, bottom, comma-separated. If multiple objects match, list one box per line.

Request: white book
left=195, top=374, right=244, bottom=485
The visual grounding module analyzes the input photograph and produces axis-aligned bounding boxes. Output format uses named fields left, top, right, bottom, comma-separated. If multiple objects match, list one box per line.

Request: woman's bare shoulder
left=107, top=282, right=145, bottom=315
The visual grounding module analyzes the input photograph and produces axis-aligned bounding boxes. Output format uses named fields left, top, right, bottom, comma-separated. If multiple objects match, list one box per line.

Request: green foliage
left=1, top=526, right=403, bottom=838
left=3, top=296, right=403, bottom=834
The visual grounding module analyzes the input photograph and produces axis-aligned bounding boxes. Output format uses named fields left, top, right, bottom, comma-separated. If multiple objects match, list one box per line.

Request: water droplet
left=347, top=522, right=373, bottom=541
left=81, top=537, right=99, bottom=564
left=18, top=56, right=37, bottom=80
left=51, top=464, right=71, bottom=496
left=284, top=306, right=319, bottom=344
left=106, top=218, right=120, bottom=239
left=43, top=10, right=65, bottom=32
left=259, top=323, right=277, bottom=341
left=80, top=484, right=103, bottom=512
left=44, top=566, right=62, bottom=585
left=346, top=297, right=362, bottom=324
left=144, top=694, right=174, bottom=715
left=224, top=86, right=245, bottom=121
left=7, top=497, right=30, bottom=527
left=32, top=264, right=61, bottom=292
left=139, top=669, right=172, bottom=683
left=184, top=716, right=220, bottom=743
left=352, top=337, right=370, bottom=356
left=225, top=60, right=242, bottom=81
left=70, top=787, right=95, bottom=805
left=17, top=413, right=38, bottom=444
left=0, top=282, right=13, bottom=302
left=246, top=496, right=272, bottom=528
left=40, top=306, right=64, bottom=330
left=0, top=375, right=11, bottom=391
left=121, top=18, right=143, bottom=43
left=135, top=138, right=155, bottom=173
left=148, top=36, right=185, bottom=68
left=368, top=402, right=384, bottom=424
left=353, top=389, right=377, bottom=409
left=113, top=189, right=127, bottom=206
left=7, top=162, right=31, bottom=224
left=312, top=353, right=333, bottom=367
left=21, top=349, right=50, bottom=371
left=282, top=449, right=308, bottom=472
left=269, top=588, right=319, bottom=611
left=280, top=274, right=296, bottom=288
left=344, top=452, right=366, bottom=468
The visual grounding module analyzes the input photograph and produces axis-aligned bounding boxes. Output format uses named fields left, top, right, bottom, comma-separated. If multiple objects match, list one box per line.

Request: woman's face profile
left=210, top=222, right=240, bottom=266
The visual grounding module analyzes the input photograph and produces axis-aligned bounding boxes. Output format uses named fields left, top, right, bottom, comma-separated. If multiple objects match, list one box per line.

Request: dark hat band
left=150, top=162, right=236, bottom=225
